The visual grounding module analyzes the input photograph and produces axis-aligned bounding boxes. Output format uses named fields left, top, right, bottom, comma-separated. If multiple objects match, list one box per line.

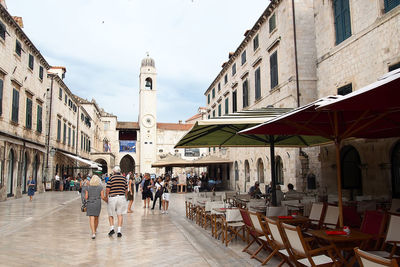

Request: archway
left=340, top=145, right=362, bottom=196
left=7, top=149, right=15, bottom=197
left=391, top=142, right=400, bottom=198
left=275, top=156, right=284, bottom=185
left=257, top=158, right=265, bottom=184
left=22, top=152, right=29, bottom=194
left=95, top=159, right=108, bottom=174
left=120, top=155, right=135, bottom=174
left=244, top=160, right=250, bottom=182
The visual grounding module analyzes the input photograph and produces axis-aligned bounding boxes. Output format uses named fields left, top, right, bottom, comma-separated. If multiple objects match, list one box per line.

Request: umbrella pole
left=335, top=141, right=344, bottom=228
left=270, top=135, right=277, bottom=206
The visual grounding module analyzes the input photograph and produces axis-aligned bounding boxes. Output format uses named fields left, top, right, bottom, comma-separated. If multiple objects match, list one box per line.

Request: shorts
left=162, top=193, right=170, bottom=201
left=107, top=195, right=127, bottom=216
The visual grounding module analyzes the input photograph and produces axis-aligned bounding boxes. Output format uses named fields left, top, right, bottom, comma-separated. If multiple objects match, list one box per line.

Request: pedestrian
left=104, top=173, right=110, bottom=184
left=27, top=176, right=35, bottom=201
left=141, top=173, right=153, bottom=208
left=134, top=173, right=142, bottom=193
left=127, top=174, right=135, bottom=213
left=151, top=177, right=164, bottom=210
left=106, top=166, right=128, bottom=238
left=54, top=173, right=60, bottom=191
left=162, top=175, right=172, bottom=214
left=85, top=175, right=106, bottom=239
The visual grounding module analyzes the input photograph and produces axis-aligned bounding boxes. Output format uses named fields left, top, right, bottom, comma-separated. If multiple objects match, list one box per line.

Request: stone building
left=0, top=3, right=50, bottom=200
left=313, top=0, right=400, bottom=199
left=204, top=0, right=320, bottom=193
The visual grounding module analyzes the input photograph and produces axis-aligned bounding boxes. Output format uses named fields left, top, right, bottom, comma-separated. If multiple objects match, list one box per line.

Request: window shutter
left=334, top=0, right=352, bottom=44
left=385, top=0, right=400, bottom=12
left=26, top=98, right=32, bottom=129
left=37, top=105, right=42, bottom=133
left=0, top=21, right=6, bottom=40
left=39, top=66, right=44, bottom=80
left=255, top=67, right=261, bottom=100
left=270, top=52, right=278, bottom=89
left=57, top=120, right=61, bottom=141
left=0, top=79, right=3, bottom=115
left=28, top=54, right=34, bottom=70
left=242, top=80, right=248, bottom=108
left=12, top=89, right=19, bottom=122
left=225, top=97, right=229, bottom=114
left=232, top=91, right=237, bottom=113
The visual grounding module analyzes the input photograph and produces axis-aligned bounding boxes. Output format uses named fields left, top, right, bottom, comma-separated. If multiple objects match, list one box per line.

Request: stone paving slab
left=0, top=191, right=285, bottom=266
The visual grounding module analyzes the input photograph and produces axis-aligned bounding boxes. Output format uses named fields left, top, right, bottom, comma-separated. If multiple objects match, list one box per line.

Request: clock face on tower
left=142, top=114, right=155, bottom=128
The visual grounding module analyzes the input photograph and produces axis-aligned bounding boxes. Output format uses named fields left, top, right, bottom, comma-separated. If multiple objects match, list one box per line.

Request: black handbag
left=81, top=201, right=87, bottom=212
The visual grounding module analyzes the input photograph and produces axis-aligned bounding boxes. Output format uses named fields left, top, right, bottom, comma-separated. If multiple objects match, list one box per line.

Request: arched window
left=22, top=152, right=28, bottom=194
left=391, top=142, right=400, bottom=198
left=340, top=146, right=362, bottom=191
left=275, top=156, right=284, bottom=185
left=145, top=77, right=153, bottom=90
left=257, top=158, right=265, bottom=184
left=7, top=149, right=15, bottom=197
left=234, top=161, right=239, bottom=181
left=244, top=160, right=250, bottom=182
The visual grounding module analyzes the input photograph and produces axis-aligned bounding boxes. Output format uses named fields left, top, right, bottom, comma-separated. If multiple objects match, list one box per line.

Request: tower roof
left=141, top=53, right=155, bottom=68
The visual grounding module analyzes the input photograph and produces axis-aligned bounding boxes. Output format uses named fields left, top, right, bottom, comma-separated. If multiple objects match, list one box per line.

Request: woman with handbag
left=85, top=175, right=106, bottom=239
left=127, top=175, right=135, bottom=213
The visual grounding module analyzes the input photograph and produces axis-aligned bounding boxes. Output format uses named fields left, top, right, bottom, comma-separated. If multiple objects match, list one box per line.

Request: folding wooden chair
left=321, top=205, right=339, bottom=229
left=239, top=208, right=262, bottom=255
left=359, top=210, right=387, bottom=250
left=223, top=208, right=245, bottom=246
left=264, top=217, right=294, bottom=266
left=281, top=222, right=338, bottom=266
left=247, top=211, right=272, bottom=263
left=210, top=202, right=225, bottom=240
left=306, top=203, right=326, bottom=229
left=354, top=248, right=399, bottom=267
left=368, top=214, right=400, bottom=259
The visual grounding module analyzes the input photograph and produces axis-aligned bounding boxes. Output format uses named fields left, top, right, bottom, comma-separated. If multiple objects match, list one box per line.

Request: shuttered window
left=0, top=79, right=3, bottom=115
left=212, top=110, right=215, bottom=118
left=11, top=89, right=19, bottom=123
left=242, top=79, right=249, bottom=108
left=72, top=129, right=75, bottom=148
left=337, top=83, right=352, bottom=96
left=232, top=90, right=237, bottom=113
left=207, top=94, right=210, bottom=104
left=389, top=62, right=400, bottom=72
left=68, top=127, right=71, bottom=146
left=25, top=98, right=32, bottom=129
left=36, top=105, right=42, bottom=133
left=385, top=0, right=400, bottom=12
left=255, top=67, right=261, bottom=100
left=270, top=51, right=278, bottom=89
left=225, top=97, right=229, bottom=115
left=63, top=123, right=67, bottom=144
left=212, top=88, right=215, bottom=98
left=15, top=40, right=22, bottom=56
left=39, top=66, right=44, bottom=80
left=0, top=21, right=6, bottom=40
left=232, top=63, right=236, bottom=76
left=333, top=0, right=352, bottom=44
left=57, top=119, right=61, bottom=141
left=224, top=74, right=228, bottom=84
left=241, top=50, right=247, bottom=65
left=28, top=54, right=34, bottom=70
left=218, top=83, right=221, bottom=91
left=253, top=35, right=259, bottom=51
left=269, top=13, right=276, bottom=33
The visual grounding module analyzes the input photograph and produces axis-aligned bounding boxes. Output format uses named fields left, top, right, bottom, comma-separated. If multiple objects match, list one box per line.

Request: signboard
left=184, top=148, right=200, bottom=157
left=119, top=141, right=136, bottom=152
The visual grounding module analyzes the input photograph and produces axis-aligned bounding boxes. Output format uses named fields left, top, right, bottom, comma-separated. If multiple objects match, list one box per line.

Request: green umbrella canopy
left=175, top=108, right=331, bottom=148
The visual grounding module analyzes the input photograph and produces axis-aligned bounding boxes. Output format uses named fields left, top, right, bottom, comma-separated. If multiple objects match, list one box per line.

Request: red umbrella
left=240, top=70, right=400, bottom=227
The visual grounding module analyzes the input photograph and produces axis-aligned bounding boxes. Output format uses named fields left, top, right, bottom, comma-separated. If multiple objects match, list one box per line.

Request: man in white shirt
left=55, top=173, right=60, bottom=191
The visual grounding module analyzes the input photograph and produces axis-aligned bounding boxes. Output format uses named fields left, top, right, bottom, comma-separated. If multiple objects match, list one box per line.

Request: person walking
left=27, top=176, right=35, bottom=201
left=85, top=175, right=106, bottom=239
left=127, top=174, right=135, bottom=213
left=54, top=173, right=60, bottom=191
left=162, top=176, right=172, bottom=214
left=141, top=173, right=153, bottom=208
left=106, top=166, right=128, bottom=238
left=151, top=177, right=164, bottom=210
left=134, top=173, right=141, bottom=193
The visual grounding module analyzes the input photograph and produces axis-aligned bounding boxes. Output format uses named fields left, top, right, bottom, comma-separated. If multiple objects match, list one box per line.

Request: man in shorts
left=106, top=166, right=128, bottom=237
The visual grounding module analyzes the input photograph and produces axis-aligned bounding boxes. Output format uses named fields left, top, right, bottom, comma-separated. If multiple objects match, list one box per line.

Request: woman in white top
left=151, top=177, right=164, bottom=210
left=162, top=176, right=172, bottom=214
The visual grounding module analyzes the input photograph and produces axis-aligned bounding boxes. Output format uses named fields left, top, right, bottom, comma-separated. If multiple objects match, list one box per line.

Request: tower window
left=145, top=78, right=153, bottom=90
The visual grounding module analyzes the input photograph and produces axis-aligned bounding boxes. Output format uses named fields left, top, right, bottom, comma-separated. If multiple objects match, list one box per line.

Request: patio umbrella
left=175, top=108, right=331, bottom=206
left=240, top=69, right=400, bottom=227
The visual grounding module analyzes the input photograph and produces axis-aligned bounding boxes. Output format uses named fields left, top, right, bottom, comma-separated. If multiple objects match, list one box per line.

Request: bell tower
left=139, top=53, right=157, bottom=173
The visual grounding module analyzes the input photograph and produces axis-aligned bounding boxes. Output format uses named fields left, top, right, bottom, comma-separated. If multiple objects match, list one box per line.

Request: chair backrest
left=265, top=217, right=285, bottom=247
left=226, top=209, right=242, bottom=222
left=354, top=248, right=399, bottom=267
left=281, top=223, right=306, bottom=257
left=210, top=202, right=225, bottom=214
left=385, top=214, right=400, bottom=243
left=266, top=206, right=286, bottom=216
left=390, top=199, right=400, bottom=214
left=309, top=203, right=325, bottom=223
left=248, top=211, right=263, bottom=234
left=205, top=201, right=213, bottom=212
left=360, top=211, right=386, bottom=237
left=323, top=205, right=339, bottom=228
left=281, top=200, right=300, bottom=215
left=239, top=208, right=253, bottom=229
left=343, top=205, right=362, bottom=228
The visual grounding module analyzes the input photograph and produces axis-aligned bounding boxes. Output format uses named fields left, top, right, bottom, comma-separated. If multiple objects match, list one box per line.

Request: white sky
left=6, top=0, right=269, bottom=122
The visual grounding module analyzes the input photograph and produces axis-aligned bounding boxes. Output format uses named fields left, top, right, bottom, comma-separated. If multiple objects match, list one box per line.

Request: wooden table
left=309, top=229, right=372, bottom=266
left=268, top=215, right=309, bottom=225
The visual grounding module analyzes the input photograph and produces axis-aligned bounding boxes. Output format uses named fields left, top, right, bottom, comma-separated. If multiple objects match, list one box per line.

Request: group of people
left=249, top=181, right=299, bottom=205
left=81, top=167, right=173, bottom=239
left=54, top=172, right=91, bottom=192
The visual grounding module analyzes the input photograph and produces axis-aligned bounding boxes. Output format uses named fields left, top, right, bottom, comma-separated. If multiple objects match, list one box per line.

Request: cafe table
left=309, top=229, right=372, bottom=266
left=268, top=215, right=309, bottom=225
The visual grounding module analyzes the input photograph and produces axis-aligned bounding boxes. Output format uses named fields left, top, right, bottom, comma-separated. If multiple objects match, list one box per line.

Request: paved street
left=0, top=191, right=281, bottom=267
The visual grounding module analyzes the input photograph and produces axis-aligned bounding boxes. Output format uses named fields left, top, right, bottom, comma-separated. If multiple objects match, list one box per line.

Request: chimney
left=178, top=120, right=182, bottom=124
left=48, top=66, right=67, bottom=80
left=13, top=16, right=24, bottom=28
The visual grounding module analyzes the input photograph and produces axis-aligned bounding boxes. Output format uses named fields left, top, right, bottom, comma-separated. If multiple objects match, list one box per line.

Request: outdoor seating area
left=184, top=192, right=400, bottom=266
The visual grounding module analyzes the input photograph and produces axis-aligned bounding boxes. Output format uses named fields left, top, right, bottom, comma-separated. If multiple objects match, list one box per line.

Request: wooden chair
left=306, top=203, right=326, bottom=229
left=223, top=208, right=245, bottom=246
left=343, top=205, right=362, bottom=228
left=264, top=217, right=294, bottom=266
left=202, top=201, right=213, bottom=229
left=368, top=214, right=400, bottom=259
left=239, top=208, right=262, bottom=255
left=247, top=211, right=272, bottom=263
left=321, top=205, right=339, bottom=229
left=281, top=222, right=338, bottom=266
left=210, top=202, right=225, bottom=240
left=359, top=210, right=387, bottom=250
left=354, top=248, right=399, bottom=267
left=390, top=199, right=400, bottom=215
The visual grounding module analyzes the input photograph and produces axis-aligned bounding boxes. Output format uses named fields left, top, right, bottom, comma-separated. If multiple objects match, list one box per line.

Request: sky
left=6, top=0, right=269, bottom=123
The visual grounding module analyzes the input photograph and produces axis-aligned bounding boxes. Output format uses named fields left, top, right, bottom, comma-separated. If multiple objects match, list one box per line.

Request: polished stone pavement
left=0, top=191, right=283, bottom=266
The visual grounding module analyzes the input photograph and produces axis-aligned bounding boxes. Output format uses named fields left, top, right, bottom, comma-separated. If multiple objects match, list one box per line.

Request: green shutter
left=270, top=52, right=278, bottom=89
left=12, top=89, right=19, bottom=123
left=225, top=97, right=229, bottom=114
left=242, top=80, right=248, bottom=108
left=37, top=105, right=42, bottom=133
left=0, top=79, right=3, bottom=115
left=57, top=120, right=61, bottom=141
left=26, top=98, right=32, bottom=129
left=232, top=91, right=237, bottom=113
left=28, top=54, right=34, bottom=70
left=334, top=0, right=352, bottom=44
left=385, top=0, right=400, bottom=12
left=218, top=104, right=221, bottom=117
left=255, top=67, right=261, bottom=100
